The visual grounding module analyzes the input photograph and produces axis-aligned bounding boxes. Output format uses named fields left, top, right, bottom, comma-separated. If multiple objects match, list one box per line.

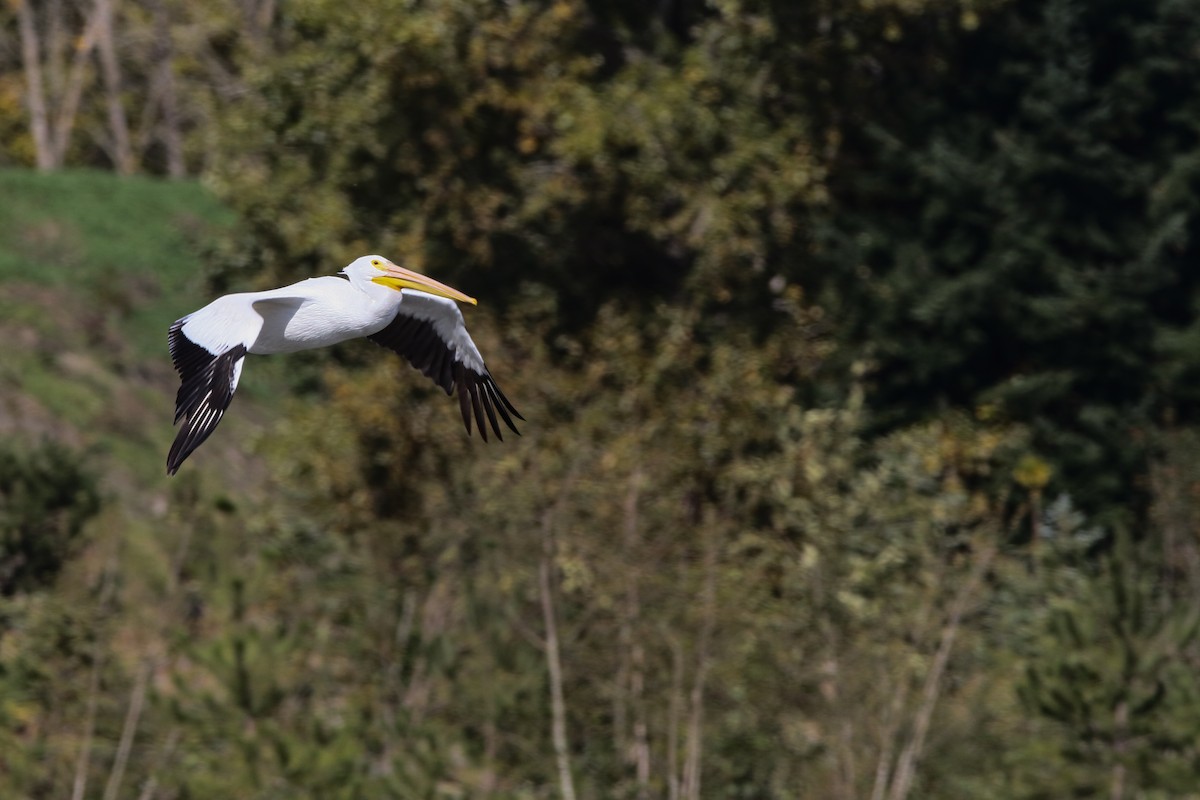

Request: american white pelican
left=167, top=255, right=522, bottom=475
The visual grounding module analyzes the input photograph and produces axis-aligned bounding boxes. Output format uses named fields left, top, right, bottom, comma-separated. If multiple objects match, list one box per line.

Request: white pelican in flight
left=167, top=255, right=522, bottom=475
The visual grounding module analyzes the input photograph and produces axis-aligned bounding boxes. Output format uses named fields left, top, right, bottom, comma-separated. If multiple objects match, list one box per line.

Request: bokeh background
left=2, top=0, right=1200, bottom=797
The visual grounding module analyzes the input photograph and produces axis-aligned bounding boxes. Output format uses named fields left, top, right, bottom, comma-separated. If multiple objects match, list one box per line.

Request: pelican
left=167, top=255, right=522, bottom=475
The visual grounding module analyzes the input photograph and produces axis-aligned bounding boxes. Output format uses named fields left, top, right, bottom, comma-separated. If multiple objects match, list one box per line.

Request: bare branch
left=622, top=469, right=650, bottom=797
left=135, top=727, right=180, bottom=800
left=100, top=489, right=196, bottom=800
left=666, top=633, right=683, bottom=800
left=885, top=543, right=997, bottom=800
left=1110, top=699, right=1128, bottom=800
left=69, top=545, right=121, bottom=800
left=69, top=651, right=103, bottom=800
left=540, top=506, right=578, bottom=800
left=102, top=657, right=152, bottom=800
left=681, top=525, right=718, bottom=800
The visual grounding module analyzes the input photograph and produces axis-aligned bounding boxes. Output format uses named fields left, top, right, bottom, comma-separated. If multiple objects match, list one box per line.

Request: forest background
left=2, top=0, right=1200, bottom=797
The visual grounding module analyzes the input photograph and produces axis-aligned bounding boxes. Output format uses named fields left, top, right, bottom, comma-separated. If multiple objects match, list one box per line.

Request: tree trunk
left=52, top=6, right=100, bottom=165
left=14, top=0, right=56, bottom=170
left=868, top=670, right=911, bottom=800
left=620, top=470, right=650, bottom=797
left=149, top=0, right=185, bottom=177
left=540, top=508, right=577, bottom=800
left=46, top=0, right=66, bottom=100
left=94, top=0, right=135, bottom=174
left=681, top=524, right=718, bottom=800
left=666, top=635, right=684, bottom=800
left=630, top=638, right=651, bottom=798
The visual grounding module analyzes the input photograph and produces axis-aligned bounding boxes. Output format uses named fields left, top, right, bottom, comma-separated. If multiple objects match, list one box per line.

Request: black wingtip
left=166, top=437, right=185, bottom=476
left=167, top=342, right=247, bottom=476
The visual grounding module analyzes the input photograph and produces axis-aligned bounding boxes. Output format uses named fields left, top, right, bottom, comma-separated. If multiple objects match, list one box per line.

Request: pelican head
left=342, top=255, right=477, bottom=305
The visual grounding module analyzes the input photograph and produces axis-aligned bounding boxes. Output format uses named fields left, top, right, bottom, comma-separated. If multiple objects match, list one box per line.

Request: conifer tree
left=808, top=0, right=1200, bottom=519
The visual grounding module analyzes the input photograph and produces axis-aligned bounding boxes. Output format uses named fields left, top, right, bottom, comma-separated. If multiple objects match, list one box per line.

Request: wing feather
left=166, top=298, right=263, bottom=475
left=368, top=292, right=523, bottom=440
left=485, top=381, right=517, bottom=432
left=468, top=380, right=487, bottom=442
left=479, top=383, right=501, bottom=440
left=428, top=345, right=449, bottom=395
left=455, top=361, right=473, bottom=434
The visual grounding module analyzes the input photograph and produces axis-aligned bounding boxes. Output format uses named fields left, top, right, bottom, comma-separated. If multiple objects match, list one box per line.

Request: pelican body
left=167, top=255, right=522, bottom=475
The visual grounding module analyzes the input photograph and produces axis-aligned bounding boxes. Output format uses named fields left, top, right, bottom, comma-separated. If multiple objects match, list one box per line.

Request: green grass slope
left=0, top=169, right=268, bottom=491
left=0, top=169, right=231, bottom=353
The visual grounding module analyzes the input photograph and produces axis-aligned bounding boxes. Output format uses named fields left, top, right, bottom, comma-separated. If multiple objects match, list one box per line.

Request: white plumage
left=167, top=255, right=521, bottom=475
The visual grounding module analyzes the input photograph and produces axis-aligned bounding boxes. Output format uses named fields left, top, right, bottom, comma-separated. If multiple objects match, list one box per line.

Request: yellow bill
left=372, top=261, right=477, bottom=305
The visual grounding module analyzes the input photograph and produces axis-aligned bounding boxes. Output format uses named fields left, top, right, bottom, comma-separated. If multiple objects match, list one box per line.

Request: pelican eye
left=371, top=259, right=381, bottom=267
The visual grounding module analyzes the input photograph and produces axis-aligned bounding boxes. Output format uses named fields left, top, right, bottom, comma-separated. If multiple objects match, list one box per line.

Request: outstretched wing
left=368, top=292, right=523, bottom=441
left=166, top=296, right=265, bottom=475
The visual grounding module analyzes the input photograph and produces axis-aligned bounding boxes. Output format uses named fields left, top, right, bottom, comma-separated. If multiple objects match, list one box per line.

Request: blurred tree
left=807, top=0, right=1200, bottom=520
left=0, top=439, right=99, bottom=595
left=207, top=0, right=832, bottom=330
left=159, top=288, right=1042, bottom=797
left=0, top=0, right=277, bottom=174
left=6, top=0, right=1200, bottom=795
left=8, top=0, right=96, bottom=170
left=1008, top=502, right=1200, bottom=797
left=0, top=439, right=113, bottom=799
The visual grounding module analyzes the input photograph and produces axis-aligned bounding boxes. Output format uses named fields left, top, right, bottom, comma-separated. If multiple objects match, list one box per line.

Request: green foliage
left=209, top=0, right=826, bottom=330
left=808, top=0, right=1200, bottom=518
left=0, top=439, right=99, bottom=595
left=1004, top=503, right=1200, bottom=796
left=0, top=170, right=282, bottom=798
left=0, top=168, right=228, bottom=280
left=0, top=168, right=232, bottom=358
left=201, top=294, right=1044, bottom=797
left=5, top=0, right=1200, bottom=796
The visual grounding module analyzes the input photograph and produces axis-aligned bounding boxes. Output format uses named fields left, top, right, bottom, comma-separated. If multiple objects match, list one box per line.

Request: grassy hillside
left=0, top=169, right=266, bottom=490
left=0, top=169, right=231, bottom=346
left=0, top=170, right=281, bottom=795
